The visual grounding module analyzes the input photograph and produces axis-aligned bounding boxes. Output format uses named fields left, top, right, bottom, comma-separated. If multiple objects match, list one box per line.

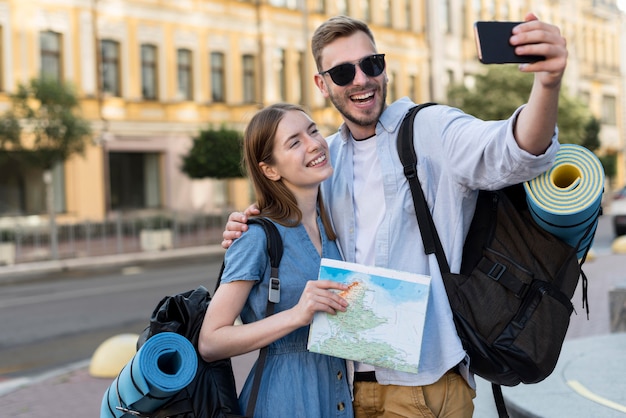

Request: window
left=242, top=54, right=256, bottom=103
left=361, top=0, right=371, bottom=21
left=109, top=152, right=161, bottom=210
left=409, top=75, right=417, bottom=100
left=472, top=0, right=481, bottom=18
left=389, top=70, right=397, bottom=102
left=313, top=0, right=325, bottom=13
left=140, top=44, right=158, bottom=100
left=177, top=48, right=193, bottom=101
left=298, top=51, right=306, bottom=105
left=40, top=31, right=62, bottom=81
left=336, top=0, right=347, bottom=15
left=498, top=2, right=509, bottom=20
left=210, top=52, right=225, bottom=102
left=441, top=0, right=452, bottom=34
left=486, top=0, right=495, bottom=19
left=101, top=40, right=121, bottom=96
left=0, top=157, right=65, bottom=215
left=0, top=27, right=3, bottom=91
left=382, top=0, right=391, bottom=26
left=269, top=0, right=298, bottom=8
left=276, top=48, right=286, bottom=101
left=602, top=95, right=617, bottom=125
left=405, top=0, right=412, bottom=30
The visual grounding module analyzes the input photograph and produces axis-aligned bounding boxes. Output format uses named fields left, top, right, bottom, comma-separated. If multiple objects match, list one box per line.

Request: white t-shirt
left=352, top=135, right=385, bottom=267
left=352, top=134, right=385, bottom=373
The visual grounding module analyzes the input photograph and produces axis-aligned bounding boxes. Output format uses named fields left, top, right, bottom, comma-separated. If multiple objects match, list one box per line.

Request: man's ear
left=314, top=74, right=330, bottom=98
left=259, top=162, right=281, bottom=181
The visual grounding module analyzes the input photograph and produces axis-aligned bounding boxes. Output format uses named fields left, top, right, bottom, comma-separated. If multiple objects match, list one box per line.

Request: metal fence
left=0, top=211, right=230, bottom=265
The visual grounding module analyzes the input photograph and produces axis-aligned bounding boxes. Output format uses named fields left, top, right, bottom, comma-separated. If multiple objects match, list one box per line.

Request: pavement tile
left=0, top=365, right=112, bottom=418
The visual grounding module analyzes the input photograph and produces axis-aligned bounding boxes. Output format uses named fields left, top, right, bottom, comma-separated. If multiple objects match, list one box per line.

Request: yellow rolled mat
left=523, top=143, right=604, bottom=258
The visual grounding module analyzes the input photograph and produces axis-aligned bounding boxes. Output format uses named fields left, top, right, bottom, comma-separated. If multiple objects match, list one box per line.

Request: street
left=0, top=255, right=225, bottom=379
left=0, top=215, right=623, bottom=417
left=0, top=215, right=620, bottom=381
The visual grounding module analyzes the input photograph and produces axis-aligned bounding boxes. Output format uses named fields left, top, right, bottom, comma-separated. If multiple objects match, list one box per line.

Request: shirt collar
left=337, top=96, right=416, bottom=142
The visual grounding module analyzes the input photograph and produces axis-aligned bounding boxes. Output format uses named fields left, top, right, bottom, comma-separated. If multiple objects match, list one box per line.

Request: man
left=223, top=13, right=567, bottom=417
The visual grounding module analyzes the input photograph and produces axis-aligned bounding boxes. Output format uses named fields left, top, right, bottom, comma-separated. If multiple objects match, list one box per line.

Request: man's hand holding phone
left=475, top=13, right=567, bottom=87
left=474, top=21, right=545, bottom=64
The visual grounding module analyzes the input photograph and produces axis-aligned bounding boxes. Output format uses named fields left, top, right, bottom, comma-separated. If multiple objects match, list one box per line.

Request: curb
left=0, top=359, right=90, bottom=398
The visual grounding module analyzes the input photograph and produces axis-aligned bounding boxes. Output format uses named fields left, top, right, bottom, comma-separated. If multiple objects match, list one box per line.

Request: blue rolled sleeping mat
left=524, top=143, right=605, bottom=259
left=100, top=332, right=198, bottom=418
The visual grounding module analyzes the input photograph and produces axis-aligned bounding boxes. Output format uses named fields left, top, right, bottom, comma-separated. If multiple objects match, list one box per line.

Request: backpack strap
left=492, top=384, right=509, bottom=418
left=213, top=217, right=283, bottom=417
left=396, top=102, right=450, bottom=275
left=243, top=217, right=283, bottom=418
left=397, top=104, right=511, bottom=418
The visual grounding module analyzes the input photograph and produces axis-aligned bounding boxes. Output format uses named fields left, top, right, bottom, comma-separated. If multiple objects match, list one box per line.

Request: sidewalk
left=2, top=334, right=625, bottom=417
left=1, top=247, right=625, bottom=417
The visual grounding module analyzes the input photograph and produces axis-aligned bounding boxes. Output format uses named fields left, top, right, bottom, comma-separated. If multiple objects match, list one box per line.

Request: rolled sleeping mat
left=100, top=332, right=198, bottom=418
left=524, top=143, right=604, bottom=259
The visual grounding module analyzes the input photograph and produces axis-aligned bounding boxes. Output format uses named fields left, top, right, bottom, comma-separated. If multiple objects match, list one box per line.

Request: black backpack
left=131, top=217, right=283, bottom=418
left=398, top=103, right=597, bottom=417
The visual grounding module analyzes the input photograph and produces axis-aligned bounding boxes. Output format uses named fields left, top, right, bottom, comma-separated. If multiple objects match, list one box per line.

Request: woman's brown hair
left=243, top=103, right=336, bottom=241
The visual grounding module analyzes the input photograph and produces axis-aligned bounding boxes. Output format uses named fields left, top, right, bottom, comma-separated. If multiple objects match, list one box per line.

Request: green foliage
left=581, top=116, right=601, bottom=152
left=181, top=126, right=244, bottom=179
left=599, top=153, right=617, bottom=179
left=447, top=66, right=600, bottom=147
left=0, top=78, right=92, bottom=169
left=448, top=66, right=533, bottom=120
left=0, top=116, right=21, bottom=165
left=0, top=229, right=14, bottom=242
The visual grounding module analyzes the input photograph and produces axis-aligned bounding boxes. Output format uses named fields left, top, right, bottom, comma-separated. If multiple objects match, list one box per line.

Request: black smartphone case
left=474, top=21, right=544, bottom=64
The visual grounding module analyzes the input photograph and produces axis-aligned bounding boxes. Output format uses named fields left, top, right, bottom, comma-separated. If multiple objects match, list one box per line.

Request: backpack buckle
left=487, top=263, right=506, bottom=281
left=403, top=165, right=417, bottom=180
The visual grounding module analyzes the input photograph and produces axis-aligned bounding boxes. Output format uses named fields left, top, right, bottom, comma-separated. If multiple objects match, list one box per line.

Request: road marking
left=121, top=266, right=143, bottom=275
left=567, top=380, right=626, bottom=413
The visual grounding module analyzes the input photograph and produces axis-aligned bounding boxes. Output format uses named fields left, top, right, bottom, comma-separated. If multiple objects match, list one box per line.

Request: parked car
left=611, top=186, right=626, bottom=236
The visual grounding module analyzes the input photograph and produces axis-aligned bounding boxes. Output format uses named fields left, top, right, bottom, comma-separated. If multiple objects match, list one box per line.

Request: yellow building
left=0, top=0, right=623, bottom=224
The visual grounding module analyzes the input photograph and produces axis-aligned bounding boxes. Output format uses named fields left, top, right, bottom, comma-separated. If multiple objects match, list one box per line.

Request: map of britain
left=307, top=258, right=431, bottom=374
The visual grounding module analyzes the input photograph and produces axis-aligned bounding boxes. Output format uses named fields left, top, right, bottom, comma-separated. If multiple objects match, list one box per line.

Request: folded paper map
left=307, top=258, right=431, bottom=374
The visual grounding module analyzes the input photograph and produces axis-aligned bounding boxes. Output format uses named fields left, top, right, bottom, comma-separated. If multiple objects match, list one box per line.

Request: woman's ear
left=259, top=162, right=281, bottom=181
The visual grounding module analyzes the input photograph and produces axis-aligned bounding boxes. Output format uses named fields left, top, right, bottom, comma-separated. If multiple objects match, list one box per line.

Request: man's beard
left=328, top=82, right=387, bottom=128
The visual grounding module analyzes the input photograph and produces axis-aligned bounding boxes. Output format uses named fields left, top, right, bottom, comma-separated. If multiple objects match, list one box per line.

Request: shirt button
left=337, top=402, right=345, bottom=411
left=337, top=370, right=343, bottom=380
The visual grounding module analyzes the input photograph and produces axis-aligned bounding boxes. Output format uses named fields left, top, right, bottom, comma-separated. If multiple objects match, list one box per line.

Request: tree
left=581, top=115, right=601, bottom=152
left=447, top=66, right=599, bottom=147
left=181, top=126, right=244, bottom=179
left=0, top=78, right=92, bottom=259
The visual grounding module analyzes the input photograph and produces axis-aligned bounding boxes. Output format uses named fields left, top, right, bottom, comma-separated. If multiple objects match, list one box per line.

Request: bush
left=181, top=126, right=244, bottom=179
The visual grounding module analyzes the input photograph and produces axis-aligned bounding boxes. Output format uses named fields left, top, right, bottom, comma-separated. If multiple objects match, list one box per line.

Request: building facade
left=0, top=0, right=623, bottom=225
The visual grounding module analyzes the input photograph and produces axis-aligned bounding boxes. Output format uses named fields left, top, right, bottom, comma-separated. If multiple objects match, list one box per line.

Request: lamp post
left=44, top=169, right=58, bottom=260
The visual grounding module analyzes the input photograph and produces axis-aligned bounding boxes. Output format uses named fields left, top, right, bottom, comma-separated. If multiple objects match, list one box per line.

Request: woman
left=198, top=103, right=354, bottom=417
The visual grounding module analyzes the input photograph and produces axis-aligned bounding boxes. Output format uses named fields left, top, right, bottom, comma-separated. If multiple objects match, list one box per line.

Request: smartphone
left=474, top=21, right=544, bottom=64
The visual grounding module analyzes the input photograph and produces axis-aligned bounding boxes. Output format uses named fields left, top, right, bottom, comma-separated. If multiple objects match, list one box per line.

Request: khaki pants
left=353, top=370, right=476, bottom=418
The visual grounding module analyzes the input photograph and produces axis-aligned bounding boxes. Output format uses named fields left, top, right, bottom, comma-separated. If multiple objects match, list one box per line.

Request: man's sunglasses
left=319, top=54, right=386, bottom=86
